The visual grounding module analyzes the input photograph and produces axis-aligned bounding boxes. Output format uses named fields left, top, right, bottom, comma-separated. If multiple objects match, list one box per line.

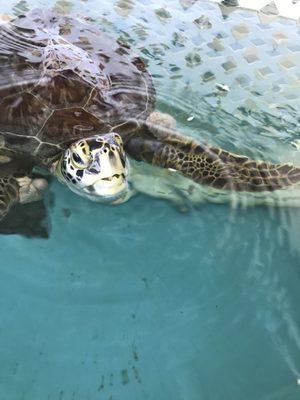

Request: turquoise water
left=0, top=1, right=300, bottom=399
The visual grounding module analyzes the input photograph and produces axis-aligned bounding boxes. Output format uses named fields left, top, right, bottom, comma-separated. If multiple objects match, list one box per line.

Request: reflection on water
left=0, top=1, right=299, bottom=399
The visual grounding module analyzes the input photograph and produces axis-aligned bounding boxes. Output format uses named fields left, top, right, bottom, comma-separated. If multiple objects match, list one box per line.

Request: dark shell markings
left=0, top=8, right=155, bottom=164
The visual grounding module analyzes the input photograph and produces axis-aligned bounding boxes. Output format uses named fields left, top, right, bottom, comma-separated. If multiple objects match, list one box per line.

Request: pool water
left=0, top=1, right=300, bottom=399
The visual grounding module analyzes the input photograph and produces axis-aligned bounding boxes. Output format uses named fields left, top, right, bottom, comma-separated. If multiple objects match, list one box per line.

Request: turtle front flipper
left=126, top=116, right=300, bottom=192
left=0, top=173, right=49, bottom=237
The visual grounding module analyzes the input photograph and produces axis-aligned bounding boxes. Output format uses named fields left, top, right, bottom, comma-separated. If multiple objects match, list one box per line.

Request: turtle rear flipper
left=0, top=172, right=49, bottom=238
left=0, top=175, right=20, bottom=219
left=0, top=199, right=49, bottom=238
left=128, top=120, right=300, bottom=192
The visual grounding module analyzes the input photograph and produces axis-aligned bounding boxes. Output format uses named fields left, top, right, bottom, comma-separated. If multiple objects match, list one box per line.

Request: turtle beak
left=82, top=134, right=130, bottom=200
left=87, top=140, right=128, bottom=182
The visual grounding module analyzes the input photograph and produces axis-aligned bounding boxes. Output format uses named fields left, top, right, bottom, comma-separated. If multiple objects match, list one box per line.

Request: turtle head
left=57, top=133, right=131, bottom=204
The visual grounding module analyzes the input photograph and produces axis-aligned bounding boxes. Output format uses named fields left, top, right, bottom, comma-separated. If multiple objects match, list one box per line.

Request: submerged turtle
left=0, top=8, right=300, bottom=221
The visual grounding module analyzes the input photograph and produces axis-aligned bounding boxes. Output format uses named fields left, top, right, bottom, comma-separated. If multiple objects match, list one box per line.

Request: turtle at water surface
left=0, top=8, right=300, bottom=222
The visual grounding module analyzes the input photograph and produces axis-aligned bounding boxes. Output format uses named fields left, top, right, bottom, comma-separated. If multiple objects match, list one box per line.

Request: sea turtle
left=0, top=8, right=300, bottom=223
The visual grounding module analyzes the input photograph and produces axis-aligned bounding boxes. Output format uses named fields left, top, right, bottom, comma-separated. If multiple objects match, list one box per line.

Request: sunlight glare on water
left=0, top=1, right=299, bottom=399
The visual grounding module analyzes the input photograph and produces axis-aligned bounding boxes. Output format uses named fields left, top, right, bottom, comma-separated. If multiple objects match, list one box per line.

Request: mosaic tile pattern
left=145, top=1, right=300, bottom=138
left=111, top=0, right=299, bottom=160
left=210, top=0, right=300, bottom=20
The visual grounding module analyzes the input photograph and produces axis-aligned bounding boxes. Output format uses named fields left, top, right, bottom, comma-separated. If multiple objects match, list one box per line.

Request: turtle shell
left=0, top=9, right=155, bottom=165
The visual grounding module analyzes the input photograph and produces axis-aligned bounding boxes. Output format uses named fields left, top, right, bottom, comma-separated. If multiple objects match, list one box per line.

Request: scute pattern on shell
left=0, top=9, right=155, bottom=165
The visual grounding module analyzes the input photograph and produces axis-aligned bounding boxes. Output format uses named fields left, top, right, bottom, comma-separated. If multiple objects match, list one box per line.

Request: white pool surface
left=210, top=0, right=300, bottom=20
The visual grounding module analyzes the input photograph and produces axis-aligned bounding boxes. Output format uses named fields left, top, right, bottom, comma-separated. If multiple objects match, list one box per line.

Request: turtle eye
left=71, top=150, right=90, bottom=169
left=73, top=152, right=83, bottom=164
left=70, top=140, right=91, bottom=169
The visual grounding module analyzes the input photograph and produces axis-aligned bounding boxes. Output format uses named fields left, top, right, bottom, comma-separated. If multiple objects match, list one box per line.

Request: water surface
left=0, top=1, right=299, bottom=399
